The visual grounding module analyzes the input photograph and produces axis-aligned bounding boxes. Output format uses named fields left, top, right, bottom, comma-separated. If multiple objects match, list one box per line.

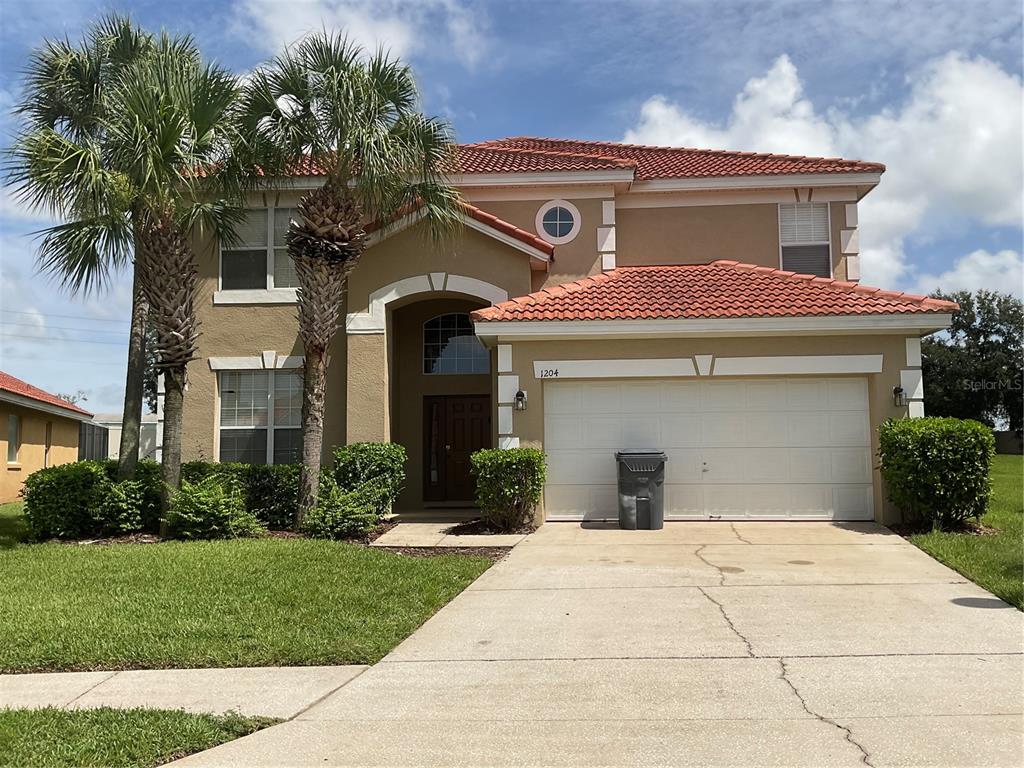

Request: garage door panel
left=786, top=379, right=828, bottom=409
left=745, top=380, right=788, bottom=410
left=661, top=415, right=702, bottom=447
left=665, top=449, right=703, bottom=482
left=661, top=381, right=701, bottom=411
left=581, top=418, right=622, bottom=449
left=543, top=377, right=872, bottom=522
left=580, top=383, right=621, bottom=412
left=544, top=416, right=583, bottom=449
left=828, top=378, right=869, bottom=410
left=830, top=448, right=872, bottom=483
left=622, top=416, right=661, bottom=447
left=829, top=412, right=870, bottom=446
left=664, top=484, right=704, bottom=517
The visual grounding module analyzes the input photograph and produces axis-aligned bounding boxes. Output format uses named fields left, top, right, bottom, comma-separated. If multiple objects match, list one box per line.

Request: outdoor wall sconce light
left=893, top=385, right=908, bottom=407
left=514, top=389, right=528, bottom=411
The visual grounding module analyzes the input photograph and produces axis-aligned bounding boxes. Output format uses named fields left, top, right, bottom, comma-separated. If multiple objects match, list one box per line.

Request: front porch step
left=389, top=508, right=480, bottom=524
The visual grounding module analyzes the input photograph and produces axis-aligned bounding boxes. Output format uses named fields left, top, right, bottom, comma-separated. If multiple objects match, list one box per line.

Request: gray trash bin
left=615, top=450, right=668, bottom=530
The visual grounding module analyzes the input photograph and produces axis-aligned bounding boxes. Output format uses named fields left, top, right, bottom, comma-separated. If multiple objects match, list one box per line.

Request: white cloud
left=233, top=0, right=488, bottom=68
left=911, top=249, right=1024, bottom=297
left=623, top=52, right=1023, bottom=292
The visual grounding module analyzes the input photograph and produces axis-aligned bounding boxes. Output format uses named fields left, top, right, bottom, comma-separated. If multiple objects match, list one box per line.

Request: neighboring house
left=92, top=412, right=159, bottom=461
left=0, top=370, right=93, bottom=503
left=180, top=137, right=955, bottom=524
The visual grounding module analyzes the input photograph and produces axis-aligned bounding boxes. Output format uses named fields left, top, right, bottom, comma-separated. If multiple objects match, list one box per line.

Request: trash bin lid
left=615, top=449, right=668, bottom=460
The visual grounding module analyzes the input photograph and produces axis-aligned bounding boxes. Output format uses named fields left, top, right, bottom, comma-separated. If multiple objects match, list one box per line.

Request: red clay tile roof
left=241, top=138, right=883, bottom=183
left=467, top=137, right=885, bottom=180
left=0, top=370, right=93, bottom=417
left=472, top=261, right=956, bottom=323
left=460, top=202, right=554, bottom=257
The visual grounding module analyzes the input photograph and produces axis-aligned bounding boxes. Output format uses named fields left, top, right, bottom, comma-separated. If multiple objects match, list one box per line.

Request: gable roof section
left=467, top=137, right=885, bottom=180
left=366, top=201, right=553, bottom=263
left=0, top=370, right=93, bottom=419
left=472, top=261, right=956, bottom=323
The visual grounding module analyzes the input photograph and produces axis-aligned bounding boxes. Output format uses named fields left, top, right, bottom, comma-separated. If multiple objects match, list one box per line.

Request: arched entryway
left=390, top=296, right=493, bottom=509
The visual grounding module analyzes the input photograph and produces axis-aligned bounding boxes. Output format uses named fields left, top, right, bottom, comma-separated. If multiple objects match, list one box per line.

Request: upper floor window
left=779, top=203, right=831, bottom=277
left=218, top=369, right=302, bottom=464
left=423, top=313, right=490, bottom=375
left=220, top=207, right=300, bottom=291
left=535, top=199, right=581, bottom=245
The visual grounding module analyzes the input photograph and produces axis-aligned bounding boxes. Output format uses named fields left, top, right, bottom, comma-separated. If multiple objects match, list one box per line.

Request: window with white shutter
left=779, top=203, right=831, bottom=277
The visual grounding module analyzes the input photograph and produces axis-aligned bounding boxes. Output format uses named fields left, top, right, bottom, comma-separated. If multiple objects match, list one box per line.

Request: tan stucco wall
left=470, top=198, right=605, bottom=286
left=1, top=404, right=79, bottom=502
left=615, top=204, right=781, bottom=268
left=498, top=334, right=912, bottom=525
left=391, top=297, right=491, bottom=509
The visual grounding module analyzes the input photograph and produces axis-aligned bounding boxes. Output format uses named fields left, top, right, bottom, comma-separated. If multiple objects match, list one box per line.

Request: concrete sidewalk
left=0, top=666, right=367, bottom=719
left=172, top=521, right=1023, bottom=767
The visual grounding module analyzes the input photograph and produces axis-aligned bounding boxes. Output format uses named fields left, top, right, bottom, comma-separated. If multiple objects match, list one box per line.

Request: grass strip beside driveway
left=0, top=538, right=491, bottom=672
left=0, top=707, right=275, bottom=768
left=911, top=454, right=1023, bottom=609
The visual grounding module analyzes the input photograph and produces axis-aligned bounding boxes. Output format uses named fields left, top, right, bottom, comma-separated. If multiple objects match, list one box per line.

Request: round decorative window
left=535, top=199, right=581, bottom=245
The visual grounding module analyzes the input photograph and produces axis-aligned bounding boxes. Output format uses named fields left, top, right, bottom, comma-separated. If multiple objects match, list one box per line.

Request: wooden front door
left=424, top=395, right=491, bottom=502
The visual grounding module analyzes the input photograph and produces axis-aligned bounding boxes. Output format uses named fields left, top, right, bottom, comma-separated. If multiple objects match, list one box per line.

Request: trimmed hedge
left=332, top=442, right=406, bottom=515
left=167, top=474, right=265, bottom=540
left=878, top=417, right=995, bottom=530
left=21, top=442, right=404, bottom=541
left=470, top=447, right=547, bottom=532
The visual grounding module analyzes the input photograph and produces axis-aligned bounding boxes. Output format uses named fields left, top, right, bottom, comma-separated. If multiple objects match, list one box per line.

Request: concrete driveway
left=177, top=522, right=1023, bottom=767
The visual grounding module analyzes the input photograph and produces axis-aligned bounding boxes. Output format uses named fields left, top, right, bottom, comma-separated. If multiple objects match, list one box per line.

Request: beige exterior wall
left=616, top=203, right=781, bottom=268
left=0, top=403, right=80, bottom=503
left=496, top=333, right=912, bottom=525
left=469, top=198, right=605, bottom=286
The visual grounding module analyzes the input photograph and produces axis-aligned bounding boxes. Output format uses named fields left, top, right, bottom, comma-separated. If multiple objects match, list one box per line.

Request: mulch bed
left=443, top=519, right=536, bottom=536
left=890, top=520, right=999, bottom=537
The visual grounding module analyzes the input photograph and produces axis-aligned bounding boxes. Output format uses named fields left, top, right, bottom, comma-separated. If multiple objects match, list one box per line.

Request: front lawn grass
left=0, top=538, right=491, bottom=672
left=0, top=707, right=275, bottom=768
left=0, top=501, right=27, bottom=548
left=911, top=454, right=1023, bottom=609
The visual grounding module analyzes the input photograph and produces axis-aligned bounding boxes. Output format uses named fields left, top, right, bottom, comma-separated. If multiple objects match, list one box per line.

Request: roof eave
left=628, top=171, right=882, bottom=194
left=473, top=313, right=953, bottom=342
left=0, top=390, right=94, bottom=421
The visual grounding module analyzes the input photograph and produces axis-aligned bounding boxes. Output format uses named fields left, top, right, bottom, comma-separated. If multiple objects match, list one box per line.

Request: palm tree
left=12, top=25, right=246, bottom=522
left=9, top=16, right=153, bottom=480
left=241, top=33, right=463, bottom=525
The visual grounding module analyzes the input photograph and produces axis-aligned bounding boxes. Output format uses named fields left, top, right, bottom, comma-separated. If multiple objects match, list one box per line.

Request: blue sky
left=1, top=0, right=1022, bottom=412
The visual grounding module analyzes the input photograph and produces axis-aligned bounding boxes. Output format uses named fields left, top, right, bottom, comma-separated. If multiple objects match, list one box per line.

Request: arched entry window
left=423, top=313, right=489, bottom=375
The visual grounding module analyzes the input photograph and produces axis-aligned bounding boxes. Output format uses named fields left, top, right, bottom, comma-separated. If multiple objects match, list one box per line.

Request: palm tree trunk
left=117, top=267, right=148, bottom=480
left=158, top=366, right=185, bottom=536
left=296, top=347, right=328, bottom=527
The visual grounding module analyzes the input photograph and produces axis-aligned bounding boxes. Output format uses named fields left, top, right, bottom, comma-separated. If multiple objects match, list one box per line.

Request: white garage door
left=543, top=378, right=873, bottom=521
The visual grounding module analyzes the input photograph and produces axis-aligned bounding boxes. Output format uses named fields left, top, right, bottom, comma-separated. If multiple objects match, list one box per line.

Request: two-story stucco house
left=180, top=137, right=955, bottom=524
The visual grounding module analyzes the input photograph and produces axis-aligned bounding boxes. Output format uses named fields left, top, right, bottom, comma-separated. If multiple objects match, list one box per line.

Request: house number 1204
left=538, top=368, right=560, bottom=378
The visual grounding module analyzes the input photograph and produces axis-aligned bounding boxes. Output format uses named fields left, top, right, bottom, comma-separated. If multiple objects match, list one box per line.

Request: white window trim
left=217, top=368, right=301, bottom=465
left=536, top=199, right=582, bottom=245
left=778, top=202, right=833, bottom=278
left=216, top=206, right=298, bottom=303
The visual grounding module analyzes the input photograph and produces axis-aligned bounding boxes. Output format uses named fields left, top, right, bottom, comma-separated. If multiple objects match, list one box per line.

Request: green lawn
left=911, top=454, right=1023, bottom=609
left=0, top=707, right=275, bottom=768
left=0, top=501, right=27, bottom=549
left=0, top=537, right=491, bottom=672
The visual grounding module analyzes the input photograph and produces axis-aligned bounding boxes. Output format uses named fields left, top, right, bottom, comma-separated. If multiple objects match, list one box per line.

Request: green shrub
left=878, top=417, right=995, bottom=530
left=332, top=443, right=406, bottom=514
left=166, top=475, right=265, bottom=540
left=181, top=461, right=299, bottom=529
left=95, top=479, right=146, bottom=535
left=470, top=448, right=547, bottom=532
left=301, top=474, right=385, bottom=540
left=22, top=461, right=110, bottom=539
left=99, top=459, right=163, bottom=531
